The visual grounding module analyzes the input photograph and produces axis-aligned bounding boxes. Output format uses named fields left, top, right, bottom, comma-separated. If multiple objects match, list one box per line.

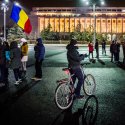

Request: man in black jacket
left=66, top=39, right=87, bottom=99
left=95, top=39, right=99, bottom=59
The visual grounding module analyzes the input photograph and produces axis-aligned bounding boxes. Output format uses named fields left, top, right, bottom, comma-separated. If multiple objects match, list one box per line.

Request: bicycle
left=54, top=62, right=96, bottom=110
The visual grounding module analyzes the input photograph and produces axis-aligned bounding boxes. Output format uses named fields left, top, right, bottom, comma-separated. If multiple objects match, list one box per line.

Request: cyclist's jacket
left=66, top=44, right=84, bottom=69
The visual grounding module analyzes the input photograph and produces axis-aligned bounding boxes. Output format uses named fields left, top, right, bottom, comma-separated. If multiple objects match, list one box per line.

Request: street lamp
left=82, top=0, right=105, bottom=44
left=1, top=0, right=9, bottom=41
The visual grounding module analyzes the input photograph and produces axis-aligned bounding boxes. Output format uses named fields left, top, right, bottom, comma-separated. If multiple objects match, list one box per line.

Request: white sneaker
left=31, top=77, right=37, bottom=80
left=18, top=79, right=22, bottom=82
left=14, top=81, right=20, bottom=85
left=0, top=83, right=5, bottom=87
left=34, top=78, right=42, bottom=81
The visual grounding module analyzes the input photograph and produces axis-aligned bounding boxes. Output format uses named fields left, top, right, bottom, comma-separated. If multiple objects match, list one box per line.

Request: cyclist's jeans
left=71, top=67, right=84, bottom=96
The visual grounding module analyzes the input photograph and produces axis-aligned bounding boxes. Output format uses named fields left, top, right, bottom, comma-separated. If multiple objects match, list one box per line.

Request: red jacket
left=88, top=43, right=94, bottom=52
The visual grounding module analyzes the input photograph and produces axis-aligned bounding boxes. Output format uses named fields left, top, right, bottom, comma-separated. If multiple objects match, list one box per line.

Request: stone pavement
left=0, top=44, right=125, bottom=125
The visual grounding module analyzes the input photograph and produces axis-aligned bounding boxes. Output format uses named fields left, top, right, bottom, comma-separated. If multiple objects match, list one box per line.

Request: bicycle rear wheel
left=83, top=74, right=96, bottom=96
left=55, top=83, right=73, bottom=110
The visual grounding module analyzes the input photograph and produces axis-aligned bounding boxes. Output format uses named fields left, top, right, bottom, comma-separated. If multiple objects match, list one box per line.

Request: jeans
left=71, top=67, right=84, bottom=96
left=13, top=68, right=21, bottom=81
left=0, top=64, right=6, bottom=83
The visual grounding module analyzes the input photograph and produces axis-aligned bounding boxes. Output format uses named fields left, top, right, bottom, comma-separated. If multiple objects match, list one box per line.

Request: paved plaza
left=0, top=44, right=125, bottom=125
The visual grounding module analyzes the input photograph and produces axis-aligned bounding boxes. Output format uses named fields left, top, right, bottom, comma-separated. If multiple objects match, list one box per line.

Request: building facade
left=30, top=7, right=125, bottom=41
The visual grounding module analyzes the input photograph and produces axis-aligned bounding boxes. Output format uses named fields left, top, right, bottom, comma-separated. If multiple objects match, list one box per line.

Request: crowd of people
left=0, top=37, right=124, bottom=95
left=0, top=37, right=45, bottom=90
left=110, top=40, right=121, bottom=63
left=88, top=39, right=121, bottom=63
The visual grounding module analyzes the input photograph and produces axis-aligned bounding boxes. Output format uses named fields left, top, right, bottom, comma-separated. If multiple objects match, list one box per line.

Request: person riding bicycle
left=66, top=39, right=87, bottom=99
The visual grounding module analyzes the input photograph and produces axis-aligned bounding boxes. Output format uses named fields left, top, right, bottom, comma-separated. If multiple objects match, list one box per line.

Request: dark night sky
left=12, top=0, right=125, bottom=11
left=0, top=0, right=125, bottom=27
left=0, top=0, right=125, bottom=13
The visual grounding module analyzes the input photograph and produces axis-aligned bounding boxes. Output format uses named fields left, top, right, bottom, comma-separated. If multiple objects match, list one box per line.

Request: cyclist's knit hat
left=70, top=39, right=77, bottom=45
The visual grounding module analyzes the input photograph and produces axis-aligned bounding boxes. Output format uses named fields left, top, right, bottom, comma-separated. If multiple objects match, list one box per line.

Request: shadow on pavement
left=51, top=95, right=98, bottom=125
left=98, top=59, right=105, bottom=65
left=116, top=61, right=125, bottom=70
left=0, top=80, right=40, bottom=114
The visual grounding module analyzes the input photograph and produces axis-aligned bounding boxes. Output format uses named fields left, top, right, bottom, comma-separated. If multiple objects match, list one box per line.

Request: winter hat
left=20, top=38, right=27, bottom=43
left=37, top=38, right=43, bottom=43
left=70, top=39, right=77, bottom=45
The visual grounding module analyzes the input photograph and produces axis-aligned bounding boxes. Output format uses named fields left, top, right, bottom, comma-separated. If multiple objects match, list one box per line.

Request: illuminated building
left=30, top=7, right=125, bottom=41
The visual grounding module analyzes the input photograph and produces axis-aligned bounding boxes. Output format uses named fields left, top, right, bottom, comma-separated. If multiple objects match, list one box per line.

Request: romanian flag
left=10, top=4, right=32, bottom=34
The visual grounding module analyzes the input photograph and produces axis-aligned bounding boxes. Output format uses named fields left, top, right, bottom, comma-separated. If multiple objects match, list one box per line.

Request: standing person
left=10, top=41, right=22, bottom=85
left=113, top=40, right=118, bottom=62
left=66, top=39, right=87, bottom=99
left=110, top=40, right=115, bottom=62
left=3, top=41, right=10, bottom=88
left=115, top=40, right=120, bottom=62
left=31, top=38, right=45, bottom=81
left=20, top=38, right=28, bottom=79
left=0, top=39, right=6, bottom=88
left=88, top=41, right=94, bottom=60
left=95, top=39, right=99, bottom=59
left=102, top=39, right=106, bottom=55
left=122, top=40, right=125, bottom=65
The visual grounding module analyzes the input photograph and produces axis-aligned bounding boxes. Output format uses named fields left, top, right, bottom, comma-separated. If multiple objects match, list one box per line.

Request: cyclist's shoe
left=73, top=94, right=84, bottom=100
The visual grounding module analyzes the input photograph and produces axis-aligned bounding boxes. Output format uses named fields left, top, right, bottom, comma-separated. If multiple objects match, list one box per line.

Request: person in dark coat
left=3, top=41, right=10, bottom=88
left=0, top=39, right=6, bottom=88
left=122, top=40, right=125, bottom=65
left=10, top=41, right=22, bottom=85
left=66, top=39, right=87, bottom=99
left=95, top=39, right=99, bottom=59
left=115, top=41, right=120, bottom=62
left=110, top=40, right=115, bottom=62
left=31, top=37, right=45, bottom=81
left=102, top=39, right=106, bottom=55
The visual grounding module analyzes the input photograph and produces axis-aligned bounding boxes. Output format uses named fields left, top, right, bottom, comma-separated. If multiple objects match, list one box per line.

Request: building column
left=54, top=18, right=55, bottom=32
left=100, top=18, right=101, bottom=34
left=64, top=17, right=65, bottom=33
left=111, top=17, right=112, bottom=41
left=69, top=17, right=70, bottom=33
left=59, top=17, right=60, bottom=32
left=122, top=17, right=123, bottom=34
left=74, top=18, right=76, bottom=31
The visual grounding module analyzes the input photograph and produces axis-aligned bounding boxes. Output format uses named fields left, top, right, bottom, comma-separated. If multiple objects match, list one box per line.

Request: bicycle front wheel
left=55, top=83, right=73, bottom=110
left=83, top=74, right=96, bottom=96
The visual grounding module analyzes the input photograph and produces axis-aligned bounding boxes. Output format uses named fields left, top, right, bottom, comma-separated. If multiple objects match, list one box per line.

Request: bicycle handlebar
left=81, top=62, right=91, bottom=66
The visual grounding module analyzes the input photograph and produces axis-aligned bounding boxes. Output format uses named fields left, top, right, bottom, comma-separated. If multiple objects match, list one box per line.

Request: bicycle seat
left=56, top=78, right=69, bottom=83
left=81, top=62, right=90, bottom=66
left=62, top=68, right=70, bottom=71
left=62, top=68, right=70, bottom=74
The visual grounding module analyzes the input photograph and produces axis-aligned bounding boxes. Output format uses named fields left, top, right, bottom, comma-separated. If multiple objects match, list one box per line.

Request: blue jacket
left=34, top=38, right=45, bottom=60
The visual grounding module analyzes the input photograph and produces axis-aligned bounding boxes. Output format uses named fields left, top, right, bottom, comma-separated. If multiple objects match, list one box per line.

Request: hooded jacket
left=66, top=43, right=84, bottom=69
left=34, top=38, right=45, bottom=60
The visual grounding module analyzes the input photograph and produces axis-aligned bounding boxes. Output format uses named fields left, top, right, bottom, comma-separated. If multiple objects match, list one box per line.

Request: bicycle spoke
left=84, top=74, right=96, bottom=96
